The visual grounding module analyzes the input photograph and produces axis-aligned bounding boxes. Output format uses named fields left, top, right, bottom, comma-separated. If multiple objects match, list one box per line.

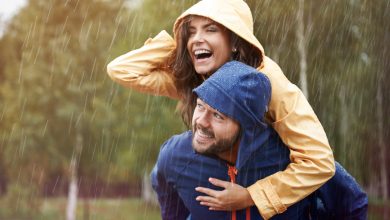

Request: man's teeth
left=198, top=129, right=212, bottom=138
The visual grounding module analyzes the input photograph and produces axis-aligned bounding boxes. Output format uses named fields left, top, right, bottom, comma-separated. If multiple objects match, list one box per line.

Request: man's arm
left=314, top=162, right=368, bottom=219
left=151, top=165, right=189, bottom=220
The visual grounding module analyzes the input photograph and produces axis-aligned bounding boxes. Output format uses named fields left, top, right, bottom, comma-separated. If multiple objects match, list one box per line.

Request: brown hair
left=169, top=15, right=263, bottom=127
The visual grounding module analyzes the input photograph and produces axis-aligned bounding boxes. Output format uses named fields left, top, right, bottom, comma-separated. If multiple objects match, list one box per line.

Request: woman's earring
left=232, top=48, right=237, bottom=53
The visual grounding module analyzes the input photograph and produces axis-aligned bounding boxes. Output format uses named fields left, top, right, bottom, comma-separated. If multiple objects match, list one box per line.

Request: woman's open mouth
left=194, top=49, right=212, bottom=61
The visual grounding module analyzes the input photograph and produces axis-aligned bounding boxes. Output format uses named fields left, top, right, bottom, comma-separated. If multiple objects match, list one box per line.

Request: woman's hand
left=195, top=177, right=255, bottom=211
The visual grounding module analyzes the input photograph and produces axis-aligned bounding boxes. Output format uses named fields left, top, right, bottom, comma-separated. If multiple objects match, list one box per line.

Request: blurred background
left=0, top=0, right=388, bottom=219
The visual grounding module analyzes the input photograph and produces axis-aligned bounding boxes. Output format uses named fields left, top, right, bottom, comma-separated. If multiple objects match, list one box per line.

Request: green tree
left=0, top=0, right=131, bottom=217
left=245, top=0, right=389, bottom=199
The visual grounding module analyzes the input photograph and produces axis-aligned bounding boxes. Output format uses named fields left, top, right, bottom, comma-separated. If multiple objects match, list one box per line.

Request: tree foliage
left=246, top=0, right=389, bottom=194
left=0, top=0, right=388, bottom=203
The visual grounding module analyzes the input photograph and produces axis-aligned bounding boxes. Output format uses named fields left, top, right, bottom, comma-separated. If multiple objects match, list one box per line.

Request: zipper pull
left=227, top=165, right=251, bottom=220
left=227, top=165, right=237, bottom=183
left=227, top=165, right=238, bottom=220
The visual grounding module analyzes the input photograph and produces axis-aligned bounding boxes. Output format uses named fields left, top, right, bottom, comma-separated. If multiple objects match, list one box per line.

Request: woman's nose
left=192, top=31, right=204, bottom=43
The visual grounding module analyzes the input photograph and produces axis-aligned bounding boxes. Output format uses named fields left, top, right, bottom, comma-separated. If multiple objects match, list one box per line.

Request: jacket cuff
left=247, top=179, right=287, bottom=220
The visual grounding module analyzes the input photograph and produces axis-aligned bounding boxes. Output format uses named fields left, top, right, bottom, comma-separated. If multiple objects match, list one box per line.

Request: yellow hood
left=173, top=0, right=265, bottom=64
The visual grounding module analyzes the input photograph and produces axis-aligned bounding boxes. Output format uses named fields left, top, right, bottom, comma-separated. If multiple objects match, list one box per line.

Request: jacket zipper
left=227, top=165, right=250, bottom=220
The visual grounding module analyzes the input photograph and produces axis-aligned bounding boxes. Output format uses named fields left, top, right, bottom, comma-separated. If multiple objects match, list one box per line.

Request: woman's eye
left=188, top=28, right=196, bottom=35
left=207, top=27, right=218, bottom=32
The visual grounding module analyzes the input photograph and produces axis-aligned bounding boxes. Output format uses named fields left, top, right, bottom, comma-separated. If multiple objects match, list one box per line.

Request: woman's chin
left=195, top=70, right=210, bottom=76
left=195, top=69, right=214, bottom=78
left=194, top=65, right=215, bottom=76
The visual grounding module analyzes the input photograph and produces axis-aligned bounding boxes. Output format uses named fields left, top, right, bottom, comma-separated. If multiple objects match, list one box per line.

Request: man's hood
left=193, top=61, right=271, bottom=169
left=173, top=0, right=265, bottom=68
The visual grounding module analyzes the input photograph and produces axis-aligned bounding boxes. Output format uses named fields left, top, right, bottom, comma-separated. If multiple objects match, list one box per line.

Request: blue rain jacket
left=312, top=162, right=368, bottom=220
left=151, top=61, right=367, bottom=220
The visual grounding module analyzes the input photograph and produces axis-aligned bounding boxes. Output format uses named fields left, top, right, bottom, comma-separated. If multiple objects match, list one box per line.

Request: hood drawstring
left=227, top=165, right=251, bottom=220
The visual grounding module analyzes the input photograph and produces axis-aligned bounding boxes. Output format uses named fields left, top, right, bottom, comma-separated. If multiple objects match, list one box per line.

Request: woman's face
left=186, top=16, right=232, bottom=76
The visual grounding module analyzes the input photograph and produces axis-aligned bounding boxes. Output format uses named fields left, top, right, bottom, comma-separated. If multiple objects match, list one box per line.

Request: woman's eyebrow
left=188, top=21, right=217, bottom=29
left=202, top=22, right=217, bottom=28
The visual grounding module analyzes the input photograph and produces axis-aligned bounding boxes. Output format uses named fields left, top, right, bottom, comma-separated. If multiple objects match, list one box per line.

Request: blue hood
left=193, top=61, right=271, bottom=169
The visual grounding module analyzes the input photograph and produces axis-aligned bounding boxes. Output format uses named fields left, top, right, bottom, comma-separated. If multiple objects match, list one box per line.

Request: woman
left=107, top=0, right=335, bottom=219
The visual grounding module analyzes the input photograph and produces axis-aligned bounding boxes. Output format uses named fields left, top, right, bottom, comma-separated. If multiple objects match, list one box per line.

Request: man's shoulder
left=162, top=130, right=193, bottom=151
left=156, top=131, right=194, bottom=177
left=157, top=131, right=193, bottom=163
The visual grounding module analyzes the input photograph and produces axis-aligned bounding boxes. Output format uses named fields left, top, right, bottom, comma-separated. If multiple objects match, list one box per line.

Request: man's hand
left=195, top=177, right=255, bottom=211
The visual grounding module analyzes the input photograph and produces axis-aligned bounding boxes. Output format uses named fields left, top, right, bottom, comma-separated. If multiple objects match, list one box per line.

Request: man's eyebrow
left=212, top=109, right=226, bottom=118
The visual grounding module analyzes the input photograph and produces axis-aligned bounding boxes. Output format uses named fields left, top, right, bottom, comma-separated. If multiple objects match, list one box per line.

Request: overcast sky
left=0, top=0, right=27, bottom=36
left=0, top=0, right=27, bottom=20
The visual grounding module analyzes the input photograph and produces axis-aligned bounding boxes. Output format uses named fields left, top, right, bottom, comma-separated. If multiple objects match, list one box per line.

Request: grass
left=0, top=196, right=388, bottom=220
left=42, top=197, right=161, bottom=220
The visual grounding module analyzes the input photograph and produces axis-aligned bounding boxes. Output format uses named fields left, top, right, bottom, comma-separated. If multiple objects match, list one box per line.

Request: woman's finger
left=196, top=195, right=219, bottom=204
left=199, top=201, right=225, bottom=210
left=209, top=206, right=226, bottom=211
left=195, top=187, right=218, bottom=197
left=208, top=177, right=231, bottom=188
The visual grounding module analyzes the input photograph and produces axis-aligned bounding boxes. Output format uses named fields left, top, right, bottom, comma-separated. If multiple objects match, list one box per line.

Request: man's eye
left=213, top=113, right=223, bottom=120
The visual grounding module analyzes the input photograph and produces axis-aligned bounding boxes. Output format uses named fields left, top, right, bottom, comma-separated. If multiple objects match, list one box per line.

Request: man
left=151, top=61, right=367, bottom=220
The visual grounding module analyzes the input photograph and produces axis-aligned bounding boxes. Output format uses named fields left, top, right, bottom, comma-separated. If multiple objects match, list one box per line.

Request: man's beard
left=192, top=123, right=240, bottom=157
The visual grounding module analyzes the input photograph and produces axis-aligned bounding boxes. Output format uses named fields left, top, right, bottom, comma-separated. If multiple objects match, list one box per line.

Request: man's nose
left=196, top=112, right=210, bottom=127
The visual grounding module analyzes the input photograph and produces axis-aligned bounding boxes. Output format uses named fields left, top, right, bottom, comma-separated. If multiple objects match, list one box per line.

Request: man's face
left=192, top=98, right=240, bottom=156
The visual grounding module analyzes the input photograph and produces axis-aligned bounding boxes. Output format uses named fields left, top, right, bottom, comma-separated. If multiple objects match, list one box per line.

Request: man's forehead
left=197, top=98, right=226, bottom=116
left=195, top=98, right=240, bottom=128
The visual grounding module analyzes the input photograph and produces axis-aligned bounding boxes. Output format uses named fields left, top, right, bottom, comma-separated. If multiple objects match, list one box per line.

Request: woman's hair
left=169, top=15, right=263, bottom=127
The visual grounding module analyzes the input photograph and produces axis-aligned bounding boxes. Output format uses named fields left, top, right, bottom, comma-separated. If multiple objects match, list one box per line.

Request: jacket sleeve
left=151, top=144, right=190, bottom=220
left=151, top=166, right=189, bottom=220
left=247, top=56, right=336, bottom=219
left=314, top=162, right=368, bottom=220
left=106, top=30, right=180, bottom=99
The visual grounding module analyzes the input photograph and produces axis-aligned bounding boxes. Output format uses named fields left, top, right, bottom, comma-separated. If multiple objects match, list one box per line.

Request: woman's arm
left=107, top=30, right=179, bottom=99
left=247, top=56, right=335, bottom=219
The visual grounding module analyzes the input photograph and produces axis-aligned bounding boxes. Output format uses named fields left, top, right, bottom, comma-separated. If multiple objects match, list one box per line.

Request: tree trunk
left=296, top=0, right=309, bottom=99
left=141, top=170, right=158, bottom=205
left=66, top=132, right=83, bottom=220
left=377, top=72, right=388, bottom=201
left=66, top=169, right=78, bottom=220
left=338, top=88, right=348, bottom=164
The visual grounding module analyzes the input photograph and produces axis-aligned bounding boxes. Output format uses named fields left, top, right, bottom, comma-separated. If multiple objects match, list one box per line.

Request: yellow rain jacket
left=107, top=0, right=335, bottom=219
